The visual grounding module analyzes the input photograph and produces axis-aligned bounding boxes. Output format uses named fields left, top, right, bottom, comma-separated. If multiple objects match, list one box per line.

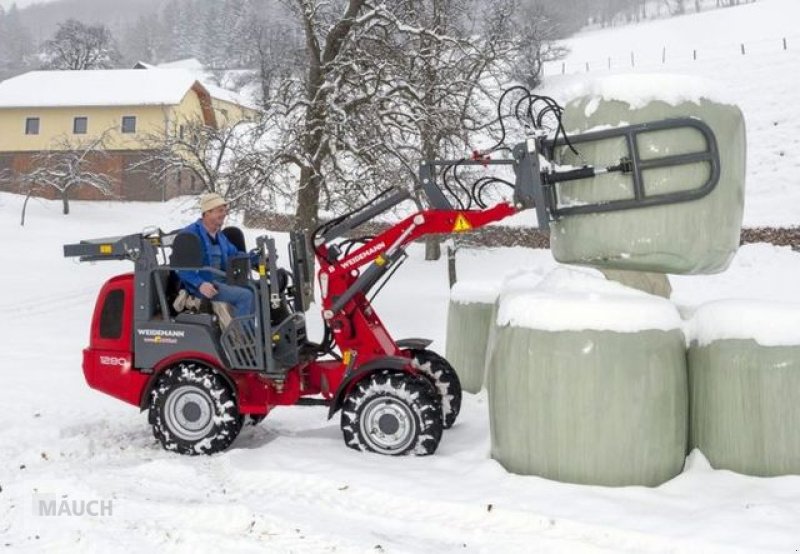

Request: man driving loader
left=176, top=193, right=254, bottom=320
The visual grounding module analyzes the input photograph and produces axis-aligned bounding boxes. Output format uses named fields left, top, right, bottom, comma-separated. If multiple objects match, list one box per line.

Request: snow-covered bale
left=446, top=282, right=499, bottom=393
left=487, top=268, right=687, bottom=486
left=550, top=74, right=746, bottom=275
left=687, top=300, right=800, bottom=476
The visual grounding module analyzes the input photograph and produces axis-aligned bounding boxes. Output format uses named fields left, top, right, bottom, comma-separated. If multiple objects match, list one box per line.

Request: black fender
left=327, top=355, right=413, bottom=420
left=139, top=358, right=238, bottom=417
left=395, top=338, right=433, bottom=351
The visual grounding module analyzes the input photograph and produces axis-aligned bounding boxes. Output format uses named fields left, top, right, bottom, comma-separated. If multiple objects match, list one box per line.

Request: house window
left=73, top=116, right=88, bottom=134
left=121, top=116, right=137, bottom=134
left=25, top=117, right=39, bottom=135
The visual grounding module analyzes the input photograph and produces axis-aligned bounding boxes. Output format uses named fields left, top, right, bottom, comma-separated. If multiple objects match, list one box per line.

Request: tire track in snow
left=218, top=467, right=741, bottom=553
left=0, top=287, right=96, bottom=318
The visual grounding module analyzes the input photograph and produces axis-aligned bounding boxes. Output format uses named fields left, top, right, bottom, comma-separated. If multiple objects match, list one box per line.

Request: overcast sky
left=1, top=0, right=58, bottom=10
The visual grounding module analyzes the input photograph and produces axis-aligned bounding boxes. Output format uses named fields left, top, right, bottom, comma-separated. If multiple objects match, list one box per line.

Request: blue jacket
left=176, top=219, right=242, bottom=295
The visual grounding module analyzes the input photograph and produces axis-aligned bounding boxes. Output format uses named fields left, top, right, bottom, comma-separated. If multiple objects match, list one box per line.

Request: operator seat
left=169, top=231, right=235, bottom=329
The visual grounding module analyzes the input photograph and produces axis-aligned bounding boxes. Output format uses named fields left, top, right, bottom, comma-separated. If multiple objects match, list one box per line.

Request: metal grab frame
left=544, top=117, right=721, bottom=219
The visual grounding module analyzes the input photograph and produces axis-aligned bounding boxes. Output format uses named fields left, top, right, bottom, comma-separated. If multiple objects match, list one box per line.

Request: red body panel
left=82, top=274, right=146, bottom=407
left=83, top=348, right=148, bottom=406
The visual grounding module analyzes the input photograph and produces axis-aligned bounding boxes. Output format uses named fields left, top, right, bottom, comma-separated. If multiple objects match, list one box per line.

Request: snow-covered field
left=3, top=1, right=800, bottom=552
left=2, top=189, right=800, bottom=553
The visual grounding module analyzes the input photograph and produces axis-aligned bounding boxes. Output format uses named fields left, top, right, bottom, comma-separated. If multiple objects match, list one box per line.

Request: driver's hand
left=199, top=282, right=218, bottom=299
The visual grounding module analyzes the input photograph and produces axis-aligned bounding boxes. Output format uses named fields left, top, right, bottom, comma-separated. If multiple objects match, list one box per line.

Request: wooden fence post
left=447, top=246, right=457, bottom=288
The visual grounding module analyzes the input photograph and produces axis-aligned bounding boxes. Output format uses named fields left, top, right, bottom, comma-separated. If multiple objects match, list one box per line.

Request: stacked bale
left=600, top=269, right=672, bottom=299
left=687, top=300, right=800, bottom=476
left=487, top=267, right=687, bottom=486
left=551, top=74, right=746, bottom=275
left=445, top=282, right=499, bottom=393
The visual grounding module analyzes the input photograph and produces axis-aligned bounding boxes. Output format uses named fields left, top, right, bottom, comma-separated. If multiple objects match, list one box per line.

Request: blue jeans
left=213, top=281, right=255, bottom=320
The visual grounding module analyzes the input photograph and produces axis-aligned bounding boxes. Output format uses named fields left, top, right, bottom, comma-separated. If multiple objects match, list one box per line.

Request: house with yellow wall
left=133, top=58, right=262, bottom=127
left=0, top=68, right=260, bottom=201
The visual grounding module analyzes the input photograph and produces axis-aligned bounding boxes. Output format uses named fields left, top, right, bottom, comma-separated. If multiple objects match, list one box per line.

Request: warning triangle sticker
left=453, top=214, right=472, bottom=232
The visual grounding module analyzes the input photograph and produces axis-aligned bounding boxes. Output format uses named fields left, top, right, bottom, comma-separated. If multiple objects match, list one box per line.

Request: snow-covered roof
left=156, top=58, right=205, bottom=70
left=0, top=69, right=203, bottom=109
left=132, top=59, right=260, bottom=112
left=203, top=81, right=259, bottom=111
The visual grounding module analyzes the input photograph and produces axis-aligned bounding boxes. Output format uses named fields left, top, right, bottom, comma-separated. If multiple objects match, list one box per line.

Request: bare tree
left=41, top=19, right=122, bottom=70
left=134, top=118, right=276, bottom=213
left=500, top=1, right=570, bottom=90
left=262, top=1, right=559, bottom=221
left=364, top=0, right=524, bottom=258
left=272, top=0, right=391, bottom=233
left=17, top=132, right=115, bottom=224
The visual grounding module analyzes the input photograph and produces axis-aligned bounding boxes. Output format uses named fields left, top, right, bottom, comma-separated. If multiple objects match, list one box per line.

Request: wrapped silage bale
left=482, top=271, right=551, bottom=392
left=600, top=268, right=672, bottom=299
left=446, top=282, right=499, bottom=393
left=551, top=74, right=746, bottom=275
left=687, top=300, right=800, bottom=476
left=487, top=267, right=687, bottom=487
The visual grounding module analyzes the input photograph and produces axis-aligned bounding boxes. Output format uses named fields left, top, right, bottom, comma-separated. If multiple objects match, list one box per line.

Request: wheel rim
left=164, top=385, right=215, bottom=441
left=359, top=396, right=416, bottom=454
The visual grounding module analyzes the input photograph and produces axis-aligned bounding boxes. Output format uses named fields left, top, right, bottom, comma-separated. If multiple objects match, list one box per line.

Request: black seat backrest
left=170, top=232, right=203, bottom=268
left=222, top=226, right=246, bottom=252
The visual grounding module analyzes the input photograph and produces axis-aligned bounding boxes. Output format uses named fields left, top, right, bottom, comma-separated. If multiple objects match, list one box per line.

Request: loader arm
left=315, top=198, right=520, bottom=366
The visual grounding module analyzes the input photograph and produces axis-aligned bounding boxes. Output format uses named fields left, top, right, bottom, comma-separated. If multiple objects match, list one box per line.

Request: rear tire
left=149, top=362, right=243, bottom=455
left=408, top=349, right=462, bottom=429
left=341, top=371, right=443, bottom=456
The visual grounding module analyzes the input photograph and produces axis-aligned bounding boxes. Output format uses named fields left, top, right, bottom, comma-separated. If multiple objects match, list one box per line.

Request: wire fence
left=544, top=34, right=800, bottom=77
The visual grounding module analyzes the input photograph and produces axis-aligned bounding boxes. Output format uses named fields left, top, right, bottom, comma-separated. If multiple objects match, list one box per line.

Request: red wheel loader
left=63, top=89, right=721, bottom=455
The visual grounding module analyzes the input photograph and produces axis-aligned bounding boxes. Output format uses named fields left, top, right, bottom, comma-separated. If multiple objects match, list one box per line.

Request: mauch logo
left=32, top=494, right=113, bottom=517
left=137, top=328, right=185, bottom=345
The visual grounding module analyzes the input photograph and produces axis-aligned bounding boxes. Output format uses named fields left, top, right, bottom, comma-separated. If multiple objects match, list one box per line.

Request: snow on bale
left=446, top=282, right=499, bottom=393
left=487, top=267, right=687, bottom=486
left=686, top=300, right=800, bottom=476
left=551, top=74, right=746, bottom=275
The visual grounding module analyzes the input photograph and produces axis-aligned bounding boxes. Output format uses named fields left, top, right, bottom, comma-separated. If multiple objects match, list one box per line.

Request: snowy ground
left=2, top=188, right=800, bottom=553
left=3, top=1, right=800, bottom=552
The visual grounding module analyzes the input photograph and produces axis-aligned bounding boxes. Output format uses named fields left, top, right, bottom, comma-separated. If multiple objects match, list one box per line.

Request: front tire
left=149, top=363, right=243, bottom=455
left=408, top=349, right=462, bottom=429
left=341, top=371, right=443, bottom=456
